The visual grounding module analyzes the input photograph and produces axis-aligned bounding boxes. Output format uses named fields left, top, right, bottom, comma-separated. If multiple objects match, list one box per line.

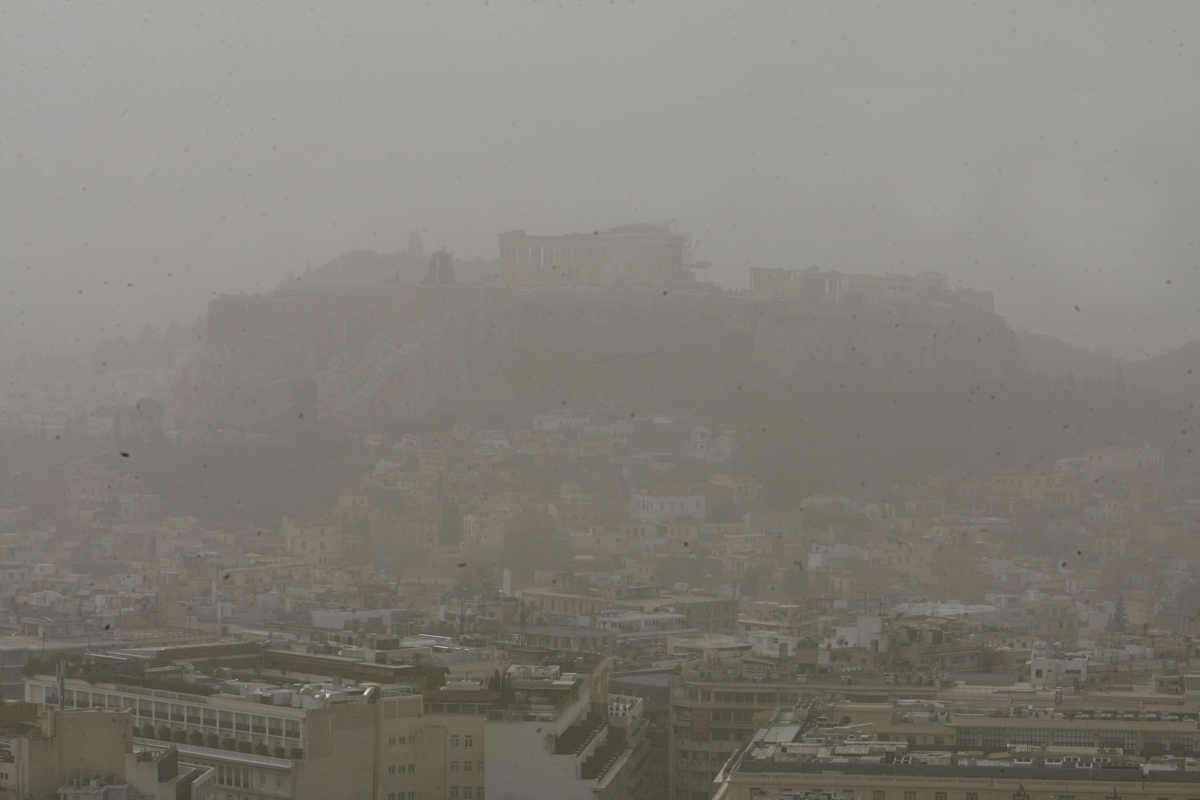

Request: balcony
left=136, top=737, right=297, bottom=769
left=555, top=714, right=606, bottom=756
left=582, top=728, right=627, bottom=780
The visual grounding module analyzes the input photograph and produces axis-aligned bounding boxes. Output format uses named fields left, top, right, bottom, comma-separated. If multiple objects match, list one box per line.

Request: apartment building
left=829, top=701, right=1200, bottom=757
left=714, top=755, right=1200, bottom=800
left=521, top=588, right=738, bottom=635
left=485, top=664, right=647, bottom=800
left=421, top=681, right=500, bottom=800
left=9, top=708, right=217, bottom=800
left=24, top=675, right=428, bottom=800
left=669, top=664, right=812, bottom=800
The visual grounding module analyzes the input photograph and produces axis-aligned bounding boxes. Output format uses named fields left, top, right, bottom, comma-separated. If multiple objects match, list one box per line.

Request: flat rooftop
left=736, top=761, right=1200, bottom=783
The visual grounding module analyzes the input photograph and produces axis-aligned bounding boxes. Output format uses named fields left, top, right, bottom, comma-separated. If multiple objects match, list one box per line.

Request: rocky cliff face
left=168, top=283, right=1025, bottom=435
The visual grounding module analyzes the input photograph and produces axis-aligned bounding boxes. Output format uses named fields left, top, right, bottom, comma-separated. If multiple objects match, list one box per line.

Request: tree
left=1107, top=596, right=1129, bottom=633
left=173, top=729, right=189, bottom=744
left=205, top=733, right=220, bottom=749
left=157, top=726, right=173, bottom=742
left=222, top=737, right=238, bottom=751
left=189, top=731, right=205, bottom=746
left=236, top=740, right=254, bottom=754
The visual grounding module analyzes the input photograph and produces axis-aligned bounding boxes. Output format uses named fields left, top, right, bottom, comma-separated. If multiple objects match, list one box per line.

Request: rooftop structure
left=712, top=707, right=1200, bottom=800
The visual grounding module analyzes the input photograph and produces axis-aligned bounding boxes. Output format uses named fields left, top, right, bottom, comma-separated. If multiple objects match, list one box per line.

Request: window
left=464, top=735, right=474, bottom=747
left=904, top=793, right=916, bottom=800
left=464, top=762, right=473, bottom=773
left=451, top=761, right=460, bottom=772
left=873, top=792, right=885, bottom=800
left=389, top=766, right=396, bottom=775
left=478, top=762, right=485, bottom=772
left=464, top=790, right=473, bottom=799
left=967, top=795, right=977, bottom=800
left=476, top=791, right=484, bottom=800
left=1051, top=730, right=1094, bottom=748
left=450, top=788, right=460, bottom=800
left=935, top=794, right=946, bottom=800
left=451, top=735, right=460, bottom=747
left=1009, top=728, right=1047, bottom=746
left=408, top=764, right=416, bottom=773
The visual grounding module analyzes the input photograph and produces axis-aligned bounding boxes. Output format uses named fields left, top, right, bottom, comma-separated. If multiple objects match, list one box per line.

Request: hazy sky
left=3, top=1, right=1200, bottom=359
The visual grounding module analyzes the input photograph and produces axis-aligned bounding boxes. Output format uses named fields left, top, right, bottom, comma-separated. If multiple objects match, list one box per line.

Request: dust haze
left=4, top=1, right=1200, bottom=358
left=8, top=6, right=1200, bottom=800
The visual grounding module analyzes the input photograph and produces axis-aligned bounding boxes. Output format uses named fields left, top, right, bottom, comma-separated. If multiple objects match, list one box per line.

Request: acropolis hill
left=167, top=240, right=1018, bottom=434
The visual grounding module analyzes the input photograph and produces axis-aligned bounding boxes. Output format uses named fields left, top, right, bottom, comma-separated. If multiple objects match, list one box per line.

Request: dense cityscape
left=6, top=3, right=1200, bottom=800
left=0, top=222, right=1195, bottom=800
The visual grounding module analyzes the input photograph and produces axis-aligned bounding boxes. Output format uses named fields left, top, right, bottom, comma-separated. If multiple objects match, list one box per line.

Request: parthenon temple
left=498, top=224, right=699, bottom=286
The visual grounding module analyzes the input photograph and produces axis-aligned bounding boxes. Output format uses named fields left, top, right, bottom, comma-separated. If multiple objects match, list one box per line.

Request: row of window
left=684, top=689, right=798, bottom=704
left=46, top=688, right=301, bottom=738
left=425, top=703, right=490, bottom=715
left=214, top=766, right=283, bottom=791
left=448, top=788, right=483, bottom=799
left=388, top=765, right=417, bottom=775
left=838, top=791, right=1163, bottom=800
left=674, top=726, right=753, bottom=741
left=450, top=761, right=484, bottom=773
left=388, top=735, right=411, bottom=745
left=387, top=794, right=416, bottom=800
left=709, top=710, right=756, bottom=722
left=955, top=727, right=1193, bottom=751
left=450, top=735, right=475, bottom=747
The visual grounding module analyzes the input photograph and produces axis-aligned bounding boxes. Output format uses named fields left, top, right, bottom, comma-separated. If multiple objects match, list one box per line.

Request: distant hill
left=1014, top=327, right=1200, bottom=401
left=171, top=282, right=1113, bottom=501
left=1013, top=328, right=1121, bottom=383
left=1127, top=338, right=1200, bottom=398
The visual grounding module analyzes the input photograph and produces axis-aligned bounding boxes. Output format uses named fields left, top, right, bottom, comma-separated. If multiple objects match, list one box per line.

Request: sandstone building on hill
left=498, top=224, right=699, bottom=286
